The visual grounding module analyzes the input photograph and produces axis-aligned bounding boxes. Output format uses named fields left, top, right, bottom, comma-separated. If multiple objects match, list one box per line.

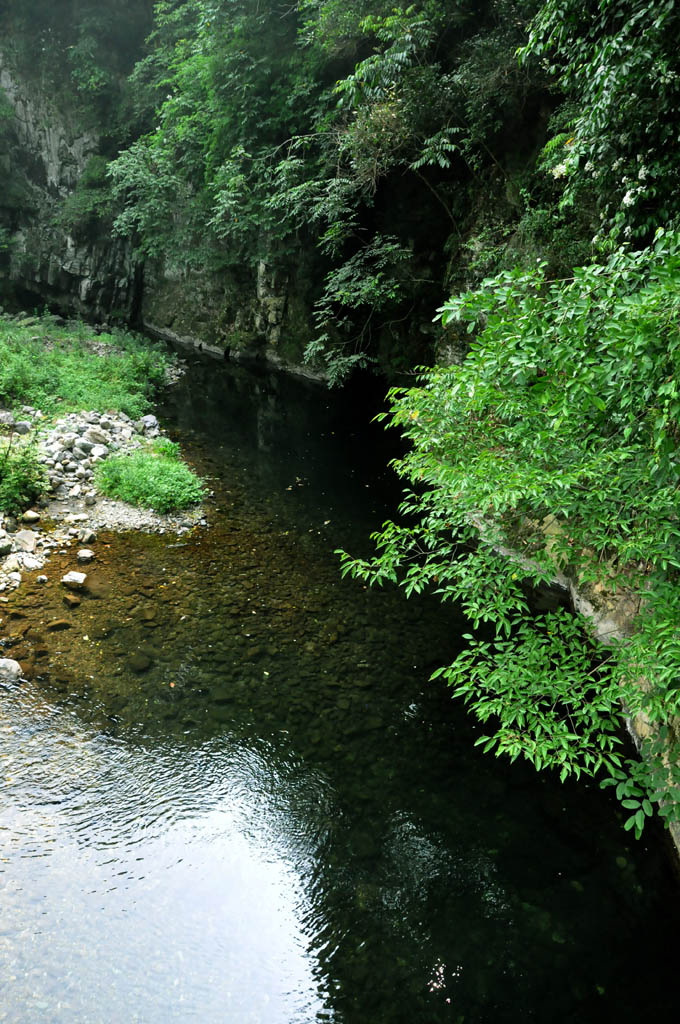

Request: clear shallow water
left=1, top=357, right=679, bottom=1023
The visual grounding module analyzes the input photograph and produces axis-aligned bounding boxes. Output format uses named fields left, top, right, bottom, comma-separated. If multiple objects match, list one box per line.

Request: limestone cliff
left=0, top=57, right=139, bottom=322
left=0, top=53, right=315, bottom=370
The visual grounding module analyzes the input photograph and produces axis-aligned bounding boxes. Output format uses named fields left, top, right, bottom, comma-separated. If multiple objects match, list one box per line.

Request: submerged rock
left=129, top=652, right=152, bottom=673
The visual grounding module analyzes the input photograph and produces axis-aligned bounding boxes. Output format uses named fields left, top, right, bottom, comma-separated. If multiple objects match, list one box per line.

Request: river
left=0, top=352, right=678, bottom=1022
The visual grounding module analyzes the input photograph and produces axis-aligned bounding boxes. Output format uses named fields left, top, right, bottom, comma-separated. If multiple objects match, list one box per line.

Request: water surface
left=1, top=356, right=678, bottom=1022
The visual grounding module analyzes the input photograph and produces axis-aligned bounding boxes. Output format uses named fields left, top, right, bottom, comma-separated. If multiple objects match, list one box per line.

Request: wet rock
left=77, top=549, right=95, bottom=564
left=62, top=570, right=87, bottom=590
left=63, top=594, right=81, bottom=609
left=0, top=658, right=22, bottom=681
left=78, top=528, right=97, bottom=544
left=14, top=421, right=32, bottom=435
left=0, top=539, right=12, bottom=556
left=37, top=574, right=48, bottom=584
left=46, top=619, right=71, bottom=632
left=129, top=652, right=152, bottom=673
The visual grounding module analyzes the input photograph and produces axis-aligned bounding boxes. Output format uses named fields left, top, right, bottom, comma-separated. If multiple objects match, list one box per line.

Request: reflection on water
left=1, top=358, right=679, bottom=1023
left=1, top=689, right=322, bottom=1022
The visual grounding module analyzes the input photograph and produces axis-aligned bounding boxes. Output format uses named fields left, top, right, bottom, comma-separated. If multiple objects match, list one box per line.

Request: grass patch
left=0, top=313, right=172, bottom=419
left=0, top=441, right=45, bottom=514
left=94, top=440, right=204, bottom=513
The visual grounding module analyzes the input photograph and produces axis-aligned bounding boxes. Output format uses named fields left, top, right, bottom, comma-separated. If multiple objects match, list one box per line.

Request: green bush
left=0, top=315, right=171, bottom=419
left=94, top=446, right=204, bottom=513
left=341, top=230, right=680, bottom=837
left=0, top=442, right=45, bottom=514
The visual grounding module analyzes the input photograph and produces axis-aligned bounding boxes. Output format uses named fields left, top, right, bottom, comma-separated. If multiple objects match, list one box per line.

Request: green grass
left=0, top=313, right=172, bottom=419
left=94, top=442, right=204, bottom=513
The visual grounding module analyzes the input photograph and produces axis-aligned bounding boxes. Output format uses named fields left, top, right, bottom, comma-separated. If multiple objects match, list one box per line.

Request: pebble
left=77, top=549, right=95, bottom=564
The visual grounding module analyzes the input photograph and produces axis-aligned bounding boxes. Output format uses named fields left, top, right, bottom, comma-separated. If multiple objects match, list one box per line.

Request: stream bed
left=1, top=354, right=679, bottom=1022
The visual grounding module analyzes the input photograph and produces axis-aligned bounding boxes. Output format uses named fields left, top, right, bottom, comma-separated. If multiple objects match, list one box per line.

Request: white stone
left=77, top=549, right=95, bottom=564
left=15, top=530, right=36, bottom=552
left=0, top=659, right=22, bottom=682
left=62, top=570, right=87, bottom=590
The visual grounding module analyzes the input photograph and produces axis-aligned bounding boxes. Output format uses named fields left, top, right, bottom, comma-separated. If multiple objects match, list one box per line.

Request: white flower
left=551, top=162, right=568, bottom=179
left=638, top=166, right=648, bottom=180
left=585, top=161, right=594, bottom=173
left=622, top=189, right=636, bottom=207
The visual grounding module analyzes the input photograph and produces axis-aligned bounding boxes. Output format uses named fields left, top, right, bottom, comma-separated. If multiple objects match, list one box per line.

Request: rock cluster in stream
left=0, top=407, right=206, bottom=595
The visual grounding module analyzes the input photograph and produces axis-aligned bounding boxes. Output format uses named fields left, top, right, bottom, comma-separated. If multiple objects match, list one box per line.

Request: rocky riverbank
left=0, top=405, right=206, bottom=599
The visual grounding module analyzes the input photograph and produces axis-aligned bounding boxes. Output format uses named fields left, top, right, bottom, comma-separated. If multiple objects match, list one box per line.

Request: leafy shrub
left=94, top=446, right=204, bottom=513
left=0, top=442, right=45, bottom=514
left=0, top=315, right=171, bottom=418
left=341, top=230, right=680, bottom=837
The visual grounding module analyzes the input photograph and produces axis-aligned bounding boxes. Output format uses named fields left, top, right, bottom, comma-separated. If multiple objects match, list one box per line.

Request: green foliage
left=340, top=231, right=680, bottom=836
left=520, top=0, right=680, bottom=242
left=108, top=0, right=544, bottom=377
left=0, top=0, right=154, bottom=131
left=0, top=315, right=171, bottom=419
left=56, top=156, right=114, bottom=238
left=0, top=440, right=45, bottom=514
left=94, top=445, right=204, bottom=513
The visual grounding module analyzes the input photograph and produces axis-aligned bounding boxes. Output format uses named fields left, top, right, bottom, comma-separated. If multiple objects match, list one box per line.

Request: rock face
left=0, top=56, right=139, bottom=323
left=0, top=50, right=320, bottom=373
left=141, top=258, right=315, bottom=372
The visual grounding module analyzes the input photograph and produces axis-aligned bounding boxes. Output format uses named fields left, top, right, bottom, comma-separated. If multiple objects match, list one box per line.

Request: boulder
left=14, top=530, right=36, bottom=553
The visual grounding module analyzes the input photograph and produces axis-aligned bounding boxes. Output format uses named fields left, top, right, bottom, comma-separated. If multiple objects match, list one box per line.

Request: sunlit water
left=1, top=357, right=678, bottom=1022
